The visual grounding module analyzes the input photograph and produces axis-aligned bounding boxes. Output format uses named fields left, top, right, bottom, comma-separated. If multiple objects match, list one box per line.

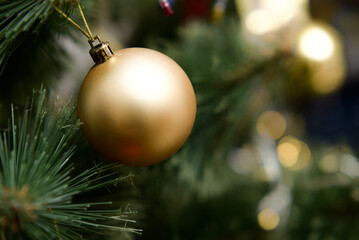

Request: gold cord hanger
left=53, top=2, right=94, bottom=42
left=54, top=2, right=113, bottom=64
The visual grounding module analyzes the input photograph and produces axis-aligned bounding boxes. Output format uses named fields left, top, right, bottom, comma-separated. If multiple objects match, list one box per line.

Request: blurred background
left=2, top=0, right=359, bottom=239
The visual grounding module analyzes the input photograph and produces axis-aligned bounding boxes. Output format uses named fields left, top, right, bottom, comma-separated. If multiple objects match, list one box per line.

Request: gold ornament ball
left=77, top=48, right=196, bottom=166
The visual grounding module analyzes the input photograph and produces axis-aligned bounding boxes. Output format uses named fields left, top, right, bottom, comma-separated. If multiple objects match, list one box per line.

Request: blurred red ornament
left=182, top=0, right=210, bottom=21
left=159, top=0, right=174, bottom=17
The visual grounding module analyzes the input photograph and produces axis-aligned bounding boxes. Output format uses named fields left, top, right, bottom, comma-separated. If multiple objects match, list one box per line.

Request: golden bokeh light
left=242, top=0, right=307, bottom=37
left=258, top=208, right=280, bottom=231
left=296, top=22, right=346, bottom=95
left=298, top=27, right=334, bottom=61
left=277, top=142, right=299, bottom=167
left=277, top=136, right=311, bottom=170
left=260, top=0, right=298, bottom=27
left=319, top=154, right=339, bottom=173
left=256, top=111, right=287, bottom=140
left=245, top=9, right=274, bottom=35
left=311, top=62, right=345, bottom=94
left=290, top=141, right=311, bottom=171
left=243, top=0, right=305, bottom=36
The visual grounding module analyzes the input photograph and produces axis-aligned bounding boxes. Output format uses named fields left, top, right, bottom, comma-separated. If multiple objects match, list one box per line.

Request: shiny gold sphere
left=77, top=48, right=196, bottom=166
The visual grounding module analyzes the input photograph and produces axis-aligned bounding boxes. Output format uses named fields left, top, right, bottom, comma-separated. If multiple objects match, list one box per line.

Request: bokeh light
left=260, top=0, right=298, bottom=27
left=298, top=27, right=334, bottom=61
left=228, top=145, right=258, bottom=174
left=277, top=136, right=311, bottom=170
left=256, top=111, right=287, bottom=140
left=258, top=208, right=280, bottom=231
left=243, top=0, right=305, bottom=36
left=296, top=22, right=346, bottom=94
left=245, top=9, right=274, bottom=35
left=319, top=154, right=339, bottom=173
left=340, top=153, right=359, bottom=178
left=291, top=141, right=311, bottom=171
left=277, top=142, right=299, bottom=167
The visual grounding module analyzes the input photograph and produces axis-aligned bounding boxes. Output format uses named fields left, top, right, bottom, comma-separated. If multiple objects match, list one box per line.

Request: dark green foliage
left=140, top=180, right=271, bottom=240
left=0, top=0, right=95, bottom=105
left=286, top=156, right=359, bottom=240
left=0, top=0, right=72, bottom=70
left=0, top=88, right=141, bottom=239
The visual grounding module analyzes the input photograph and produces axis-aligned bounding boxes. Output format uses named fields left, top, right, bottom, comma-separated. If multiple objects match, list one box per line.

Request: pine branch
left=0, top=88, right=141, bottom=239
left=0, top=0, right=76, bottom=70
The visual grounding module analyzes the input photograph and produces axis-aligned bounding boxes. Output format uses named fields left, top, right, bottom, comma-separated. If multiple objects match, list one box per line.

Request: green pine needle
left=0, top=0, right=75, bottom=71
left=0, top=88, right=141, bottom=239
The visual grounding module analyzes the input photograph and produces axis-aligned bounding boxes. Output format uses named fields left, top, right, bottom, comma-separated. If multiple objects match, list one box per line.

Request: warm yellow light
left=296, top=0, right=308, bottom=4
left=277, top=136, right=311, bottom=170
left=296, top=22, right=346, bottom=95
left=311, top=63, right=345, bottom=94
left=258, top=208, right=280, bottom=231
left=260, top=0, right=298, bottom=27
left=277, top=142, right=299, bottom=167
left=256, top=111, right=287, bottom=140
left=291, top=141, right=311, bottom=171
left=261, top=0, right=291, bottom=10
left=319, top=154, right=339, bottom=173
left=299, top=27, right=334, bottom=61
left=245, top=9, right=274, bottom=35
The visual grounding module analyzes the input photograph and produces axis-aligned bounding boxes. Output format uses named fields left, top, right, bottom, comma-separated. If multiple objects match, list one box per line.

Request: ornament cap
left=89, top=36, right=113, bottom=64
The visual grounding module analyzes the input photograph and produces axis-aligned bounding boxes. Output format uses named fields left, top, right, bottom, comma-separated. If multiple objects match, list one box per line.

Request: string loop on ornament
left=77, top=2, right=95, bottom=42
left=53, top=2, right=95, bottom=42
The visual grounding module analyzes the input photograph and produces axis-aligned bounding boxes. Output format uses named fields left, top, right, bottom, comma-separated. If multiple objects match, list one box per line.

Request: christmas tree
left=1, top=0, right=359, bottom=239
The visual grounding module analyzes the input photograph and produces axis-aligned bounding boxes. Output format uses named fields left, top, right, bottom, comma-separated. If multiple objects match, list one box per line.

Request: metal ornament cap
left=89, top=36, right=114, bottom=64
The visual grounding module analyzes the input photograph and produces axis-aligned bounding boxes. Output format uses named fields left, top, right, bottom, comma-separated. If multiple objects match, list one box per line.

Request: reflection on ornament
left=296, top=21, right=346, bottom=94
left=78, top=39, right=196, bottom=166
left=257, top=208, right=280, bottom=231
